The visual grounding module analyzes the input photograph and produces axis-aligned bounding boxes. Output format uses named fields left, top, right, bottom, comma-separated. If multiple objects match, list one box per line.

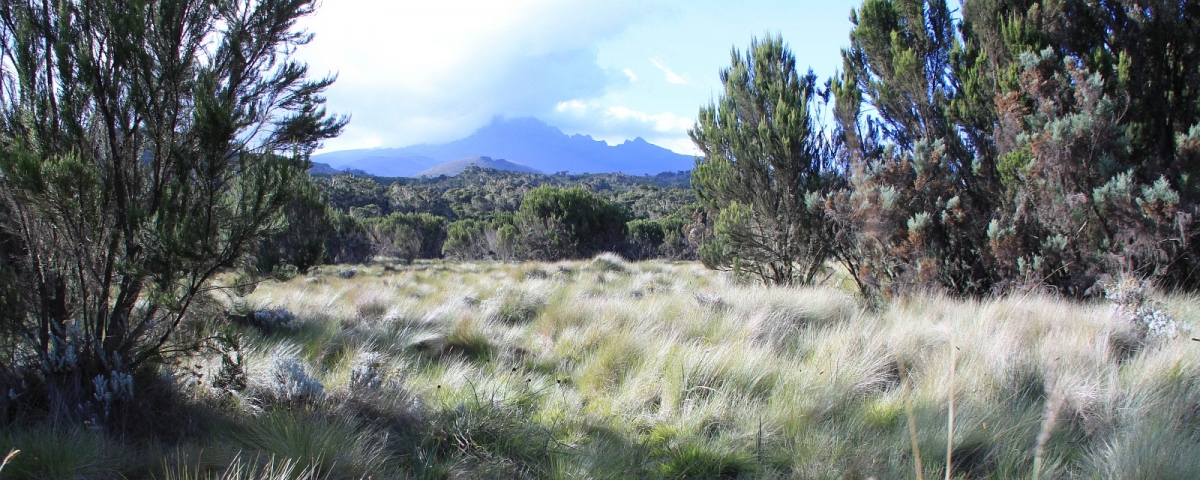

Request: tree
left=0, top=0, right=344, bottom=422
left=690, top=35, right=840, bottom=286
left=826, top=0, right=1003, bottom=296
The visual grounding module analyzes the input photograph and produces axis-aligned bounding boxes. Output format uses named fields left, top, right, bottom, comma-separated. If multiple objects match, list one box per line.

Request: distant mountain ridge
left=415, top=156, right=541, bottom=177
left=312, top=117, right=695, bottom=177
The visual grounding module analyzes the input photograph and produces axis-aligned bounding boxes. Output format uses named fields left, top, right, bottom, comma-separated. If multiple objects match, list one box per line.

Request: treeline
left=692, top=0, right=1200, bottom=298
left=257, top=167, right=704, bottom=270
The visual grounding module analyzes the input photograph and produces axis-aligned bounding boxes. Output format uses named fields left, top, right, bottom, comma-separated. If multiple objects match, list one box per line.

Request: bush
left=371, top=212, right=448, bottom=262
left=627, top=219, right=666, bottom=260
left=257, top=176, right=334, bottom=275
left=443, top=219, right=489, bottom=260
left=249, top=347, right=325, bottom=406
left=516, top=186, right=628, bottom=260
left=326, top=211, right=375, bottom=265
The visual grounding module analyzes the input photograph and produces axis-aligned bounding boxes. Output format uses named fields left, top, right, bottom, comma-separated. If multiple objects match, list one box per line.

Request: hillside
left=414, top=156, right=541, bottom=177
left=312, top=117, right=696, bottom=176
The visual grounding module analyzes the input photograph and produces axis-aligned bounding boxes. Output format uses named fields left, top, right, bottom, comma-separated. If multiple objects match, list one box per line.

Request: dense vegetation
left=298, top=168, right=701, bottom=264
left=2, top=259, right=1196, bottom=479
left=694, top=1, right=1200, bottom=298
left=2, top=0, right=1200, bottom=478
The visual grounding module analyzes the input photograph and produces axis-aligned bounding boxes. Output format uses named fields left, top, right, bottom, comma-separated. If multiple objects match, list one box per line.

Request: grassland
left=3, top=256, right=1200, bottom=479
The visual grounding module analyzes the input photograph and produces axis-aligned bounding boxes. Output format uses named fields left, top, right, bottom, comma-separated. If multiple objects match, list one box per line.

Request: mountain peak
left=313, top=117, right=694, bottom=177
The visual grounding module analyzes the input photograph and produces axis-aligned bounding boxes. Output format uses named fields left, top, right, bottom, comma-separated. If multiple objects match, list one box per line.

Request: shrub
left=371, top=212, right=448, bottom=262
left=516, top=186, right=628, bottom=260
left=1105, top=280, right=1179, bottom=341
left=231, top=306, right=300, bottom=335
left=627, top=219, right=666, bottom=260
left=257, top=176, right=335, bottom=275
left=250, top=348, right=325, bottom=406
left=443, top=219, right=489, bottom=260
left=326, top=211, right=375, bottom=264
left=349, top=351, right=384, bottom=392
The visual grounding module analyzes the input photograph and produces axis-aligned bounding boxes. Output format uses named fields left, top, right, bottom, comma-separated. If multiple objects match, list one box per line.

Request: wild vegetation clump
left=1, top=258, right=1195, bottom=478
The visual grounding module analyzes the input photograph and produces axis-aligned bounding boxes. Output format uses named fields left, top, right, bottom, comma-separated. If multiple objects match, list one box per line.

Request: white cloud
left=622, top=68, right=638, bottom=82
left=603, top=106, right=692, bottom=133
left=555, top=99, right=592, bottom=114
left=650, top=57, right=689, bottom=85
left=296, top=0, right=673, bottom=151
left=548, top=100, right=699, bottom=155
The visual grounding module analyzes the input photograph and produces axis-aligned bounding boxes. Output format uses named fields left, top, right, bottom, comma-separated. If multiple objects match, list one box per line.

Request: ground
left=3, top=257, right=1200, bottom=479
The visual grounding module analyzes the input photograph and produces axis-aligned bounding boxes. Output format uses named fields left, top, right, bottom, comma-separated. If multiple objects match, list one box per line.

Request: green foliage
left=443, top=219, right=489, bottom=260
left=370, top=212, right=447, bottom=262
left=0, top=0, right=343, bottom=423
left=690, top=35, right=840, bottom=285
left=257, top=176, right=334, bottom=274
left=325, top=174, right=388, bottom=212
left=314, top=168, right=698, bottom=262
left=325, top=211, right=374, bottom=264
left=826, top=0, right=1002, bottom=297
left=516, top=185, right=628, bottom=260
left=815, top=0, right=1200, bottom=297
left=627, top=219, right=666, bottom=260
left=0, top=428, right=129, bottom=480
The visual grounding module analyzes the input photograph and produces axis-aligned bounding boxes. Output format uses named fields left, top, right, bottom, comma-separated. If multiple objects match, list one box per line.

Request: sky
left=295, top=0, right=864, bottom=155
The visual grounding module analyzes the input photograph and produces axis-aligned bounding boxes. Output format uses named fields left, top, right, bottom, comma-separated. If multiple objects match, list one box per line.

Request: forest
left=1, top=0, right=1199, bottom=478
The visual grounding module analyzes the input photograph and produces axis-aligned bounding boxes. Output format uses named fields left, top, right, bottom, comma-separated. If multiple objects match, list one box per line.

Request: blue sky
left=296, top=0, right=863, bottom=155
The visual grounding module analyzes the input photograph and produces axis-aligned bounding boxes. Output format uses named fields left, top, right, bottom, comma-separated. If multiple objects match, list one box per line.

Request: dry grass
left=4, top=258, right=1199, bottom=478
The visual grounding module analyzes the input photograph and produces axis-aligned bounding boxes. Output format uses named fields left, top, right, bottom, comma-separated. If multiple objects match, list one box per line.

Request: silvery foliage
left=1106, top=280, right=1178, bottom=340
left=252, top=308, right=299, bottom=332
left=483, top=287, right=546, bottom=324
left=256, top=348, right=324, bottom=404
left=92, top=371, right=133, bottom=421
left=40, top=321, right=82, bottom=373
left=349, top=351, right=383, bottom=392
left=693, top=293, right=726, bottom=310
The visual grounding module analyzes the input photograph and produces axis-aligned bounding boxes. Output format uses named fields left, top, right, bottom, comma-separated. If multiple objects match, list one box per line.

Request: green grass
left=4, top=258, right=1200, bottom=478
left=0, top=428, right=129, bottom=480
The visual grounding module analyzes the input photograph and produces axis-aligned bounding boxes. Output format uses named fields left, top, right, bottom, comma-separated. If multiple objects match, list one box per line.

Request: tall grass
left=3, top=258, right=1198, bottom=478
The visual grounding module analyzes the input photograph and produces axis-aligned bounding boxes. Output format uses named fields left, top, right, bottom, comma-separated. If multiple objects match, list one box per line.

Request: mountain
left=311, top=117, right=696, bottom=176
left=415, top=156, right=542, bottom=178
left=308, top=162, right=341, bottom=175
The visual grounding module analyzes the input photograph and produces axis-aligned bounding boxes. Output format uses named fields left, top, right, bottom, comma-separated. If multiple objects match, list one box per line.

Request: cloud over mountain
left=313, top=117, right=695, bottom=177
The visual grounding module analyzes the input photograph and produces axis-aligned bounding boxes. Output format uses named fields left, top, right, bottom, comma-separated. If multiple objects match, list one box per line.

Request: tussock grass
left=0, top=428, right=129, bottom=480
left=4, top=256, right=1199, bottom=478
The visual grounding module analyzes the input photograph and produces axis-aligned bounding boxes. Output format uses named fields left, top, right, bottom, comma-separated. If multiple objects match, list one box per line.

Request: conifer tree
left=690, top=35, right=840, bottom=286
left=0, top=0, right=344, bottom=421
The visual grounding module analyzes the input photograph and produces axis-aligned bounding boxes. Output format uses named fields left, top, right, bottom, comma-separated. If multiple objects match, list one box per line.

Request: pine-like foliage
left=690, top=35, right=840, bottom=286
left=0, top=0, right=343, bottom=423
left=826, top=0, right=1001, bottom=297
left=822, top=0, right=1200, bottom=297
